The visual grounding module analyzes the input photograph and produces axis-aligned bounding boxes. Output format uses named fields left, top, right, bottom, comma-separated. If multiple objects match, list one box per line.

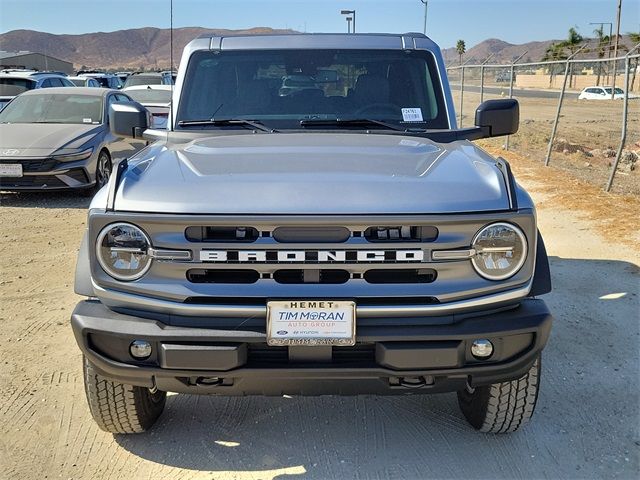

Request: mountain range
left=0, top=28, right=636, bottom=70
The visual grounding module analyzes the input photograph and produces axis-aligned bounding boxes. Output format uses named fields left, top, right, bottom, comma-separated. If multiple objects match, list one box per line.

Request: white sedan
left=122, top=85, right=172, bottom=129
left=578, top=86, right=635, bottom=100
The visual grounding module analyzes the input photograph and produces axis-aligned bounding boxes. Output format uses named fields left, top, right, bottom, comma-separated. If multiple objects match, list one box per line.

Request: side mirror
left=109, top=102, right=149, bottom=139
left=474, top=99, right=519, bottom=137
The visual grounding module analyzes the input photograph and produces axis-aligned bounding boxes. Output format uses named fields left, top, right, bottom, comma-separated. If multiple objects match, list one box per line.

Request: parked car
left=72, top=33, right=553, bottom=435
left=0, top=71, right=75, bottom=110
left=122, top=84, right=172, bottom=128
left=495, top=71, right=515, bottom=83
left=68, top=76, right=102, bottom=88
left=0, top=87, right=146, bottom=192
left=123, top=71, right=174, bottom=87
left=578, top=86, right=636, bottom=100
left=78, top=72, right=123, bottom=89
left=115, top=71, right=133, bottom=83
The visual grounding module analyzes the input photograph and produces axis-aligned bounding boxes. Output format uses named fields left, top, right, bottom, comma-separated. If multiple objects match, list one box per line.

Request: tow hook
left=194, top=376, right=223, bottom=387
left=395, top=376, right=435, bottom=388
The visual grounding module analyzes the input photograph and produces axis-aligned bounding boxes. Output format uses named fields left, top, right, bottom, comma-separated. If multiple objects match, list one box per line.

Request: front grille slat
left=0, top=158, right=57, bottom=173
left=247, top=343, right=376, bottom=366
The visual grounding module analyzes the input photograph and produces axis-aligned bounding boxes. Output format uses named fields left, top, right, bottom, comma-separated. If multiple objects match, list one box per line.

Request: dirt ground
left=1, top=151, right=639, bottom=479
left=452, top=89, right=640, bottom=196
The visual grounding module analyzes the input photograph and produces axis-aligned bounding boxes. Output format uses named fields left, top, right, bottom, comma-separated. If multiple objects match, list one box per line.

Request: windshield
left=0, top=93, right=103, bottom=124
left=0, top=78, right=36, bottom=96
left=70, top=79, right=85, bottom=86
left=125, top=88, right=171, bottom=104
left=125, top=75, right=163, bottom=87
left=176, top=49, right=449, bottom=130
left=604, top=87, right=624, bottom=94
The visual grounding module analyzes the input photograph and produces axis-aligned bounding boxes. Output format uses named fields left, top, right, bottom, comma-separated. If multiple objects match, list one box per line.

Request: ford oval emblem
left=276, top=330, right=288, bottom=335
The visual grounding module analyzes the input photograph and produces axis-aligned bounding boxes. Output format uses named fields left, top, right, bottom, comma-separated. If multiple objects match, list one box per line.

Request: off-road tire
left=457, top=356, right=541, bottom=433
left=83, top=356, right=166, bottom=434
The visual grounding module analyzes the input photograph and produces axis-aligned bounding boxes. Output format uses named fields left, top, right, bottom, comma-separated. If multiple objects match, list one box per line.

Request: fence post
left=459, top=66, right=465, bottom=127
left=606, top=44, right=640, bottom=191
left=480, top=64, right=485, bottom=103
left=505, top=51, right=527, bottom=151
left=544, top=44, right=588, bottom=166
left=479, top=54, right=495, bottom=104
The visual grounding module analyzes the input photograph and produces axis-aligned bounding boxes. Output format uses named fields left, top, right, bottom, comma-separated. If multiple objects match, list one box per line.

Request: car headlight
left=96, top=222, right=152, bottom=281
left=52, top=147, right=94, bottom=162
left=471, top=222, right=527, bottom=280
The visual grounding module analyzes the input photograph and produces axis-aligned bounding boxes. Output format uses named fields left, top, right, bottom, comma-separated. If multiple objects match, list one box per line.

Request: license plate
left=267, top=300, right=356, bottom=346
left=0, top=164, right=22, bottom=177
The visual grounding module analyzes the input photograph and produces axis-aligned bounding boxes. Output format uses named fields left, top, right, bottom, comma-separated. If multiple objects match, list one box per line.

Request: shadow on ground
left=111, top=257, right=639, bottom=479
left=0, top=191, right=92, bottom=209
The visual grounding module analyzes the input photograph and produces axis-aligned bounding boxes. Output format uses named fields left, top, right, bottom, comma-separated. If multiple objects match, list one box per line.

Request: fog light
left=471, top=339, right=493, bottom=359
left=130, top=340, right=152, bottom=359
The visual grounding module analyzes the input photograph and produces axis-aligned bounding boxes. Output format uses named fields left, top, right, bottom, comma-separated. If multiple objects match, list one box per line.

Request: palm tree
left=456, top=40, right=466, bottom=65
left=541, top=27, right=584, bottom=87
left=627, top=32, right=640, bottom=93
left=593, top=26, right=610, bottom=86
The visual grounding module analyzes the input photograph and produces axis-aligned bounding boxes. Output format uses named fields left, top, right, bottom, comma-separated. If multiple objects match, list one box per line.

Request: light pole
left=611, top=0, right=622, bottom=98
left=340, top=9, right=356, bottom=33
left=420, top=0, right=428, bottom=35
left=346, top=16, right=352, bottom=33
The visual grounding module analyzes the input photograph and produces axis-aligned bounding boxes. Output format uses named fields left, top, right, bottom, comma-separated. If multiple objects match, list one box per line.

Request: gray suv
left=71, top=33, right=553, bottom=434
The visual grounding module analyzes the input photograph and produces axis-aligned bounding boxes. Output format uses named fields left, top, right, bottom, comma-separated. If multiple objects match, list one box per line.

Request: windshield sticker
left=83, top=118, right=92, bottom=123
left=401, top=108, right=424, bottom=122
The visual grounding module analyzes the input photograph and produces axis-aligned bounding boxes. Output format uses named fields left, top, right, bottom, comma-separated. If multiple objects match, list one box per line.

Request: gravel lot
left=1, top=153, right=639, bottom=479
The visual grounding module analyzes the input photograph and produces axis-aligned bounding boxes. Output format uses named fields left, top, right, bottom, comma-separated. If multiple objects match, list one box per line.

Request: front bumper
left=71, top=298, right=552, bottom=395
left=0, top=159, right=94, bottom=191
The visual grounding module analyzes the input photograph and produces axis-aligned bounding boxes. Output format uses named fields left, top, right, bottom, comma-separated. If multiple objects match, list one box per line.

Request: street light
left=420, top=0, right=428, bottom=35
left=340, top=9, right=356, bottom=33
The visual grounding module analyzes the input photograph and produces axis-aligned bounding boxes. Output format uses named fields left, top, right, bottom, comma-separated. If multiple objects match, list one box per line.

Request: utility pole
left=611, top=0, right=622, bottom=98
left=420, top=0, right=428, bottom=35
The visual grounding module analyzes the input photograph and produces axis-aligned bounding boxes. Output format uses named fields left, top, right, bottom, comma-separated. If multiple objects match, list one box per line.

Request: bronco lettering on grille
left=199, top=249, right=424, bottom=263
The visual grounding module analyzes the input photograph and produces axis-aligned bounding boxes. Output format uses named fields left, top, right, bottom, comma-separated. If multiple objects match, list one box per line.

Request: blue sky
left=0, top=0, right=638, bottom=49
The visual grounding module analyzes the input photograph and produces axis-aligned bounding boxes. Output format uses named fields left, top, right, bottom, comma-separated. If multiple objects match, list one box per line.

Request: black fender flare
left=530, top=231, right=552, bottom=296
left=74, top=230, right=94, bottom=297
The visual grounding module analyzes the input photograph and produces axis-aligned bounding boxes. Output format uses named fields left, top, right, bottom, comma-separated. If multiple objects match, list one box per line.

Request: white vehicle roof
left=79, top=73, right=116, bottom=78
left=122, top=84, right=172, bottom=91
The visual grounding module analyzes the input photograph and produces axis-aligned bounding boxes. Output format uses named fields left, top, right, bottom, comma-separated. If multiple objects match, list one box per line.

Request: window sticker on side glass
left=401, top=108, right=423, bottom=122
left=83, top=118, right=92, bottom=123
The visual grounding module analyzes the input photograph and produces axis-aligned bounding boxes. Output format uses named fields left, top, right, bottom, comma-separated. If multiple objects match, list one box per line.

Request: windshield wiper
left=177, top=118, right=277, bottom=133
left=299, top=118, right=422, bottom=132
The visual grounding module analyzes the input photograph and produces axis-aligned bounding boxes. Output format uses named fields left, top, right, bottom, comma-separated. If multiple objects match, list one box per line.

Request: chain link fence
left=446, top=48, right=640, bottom=195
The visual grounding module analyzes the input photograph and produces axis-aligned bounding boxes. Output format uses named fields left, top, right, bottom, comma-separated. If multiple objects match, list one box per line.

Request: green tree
left=593, top=26, right=611, bottom=86
left=627, top=32, right=640, bottom=93
left=541, top=27, right=584, bottom=86
left=456, top=39, right=466, bottom=65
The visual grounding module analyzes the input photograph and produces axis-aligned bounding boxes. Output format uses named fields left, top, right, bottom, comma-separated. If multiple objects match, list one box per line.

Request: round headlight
left=471, top=222, right=527, bottom=281
left=96, top=222, right=152, bottom=281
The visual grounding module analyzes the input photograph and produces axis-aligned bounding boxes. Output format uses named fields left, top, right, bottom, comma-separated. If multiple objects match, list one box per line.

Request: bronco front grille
left=90, top=212, right=537, bottom=312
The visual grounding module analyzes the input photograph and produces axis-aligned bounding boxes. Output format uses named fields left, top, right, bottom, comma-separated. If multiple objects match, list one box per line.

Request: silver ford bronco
left=71, top=33, right=553, bottom=434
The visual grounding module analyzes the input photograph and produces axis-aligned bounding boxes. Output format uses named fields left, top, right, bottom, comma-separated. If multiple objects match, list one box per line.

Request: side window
left=106, top=94, right=118, bottom=122
left=40, top=78, right=53, bottom=88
